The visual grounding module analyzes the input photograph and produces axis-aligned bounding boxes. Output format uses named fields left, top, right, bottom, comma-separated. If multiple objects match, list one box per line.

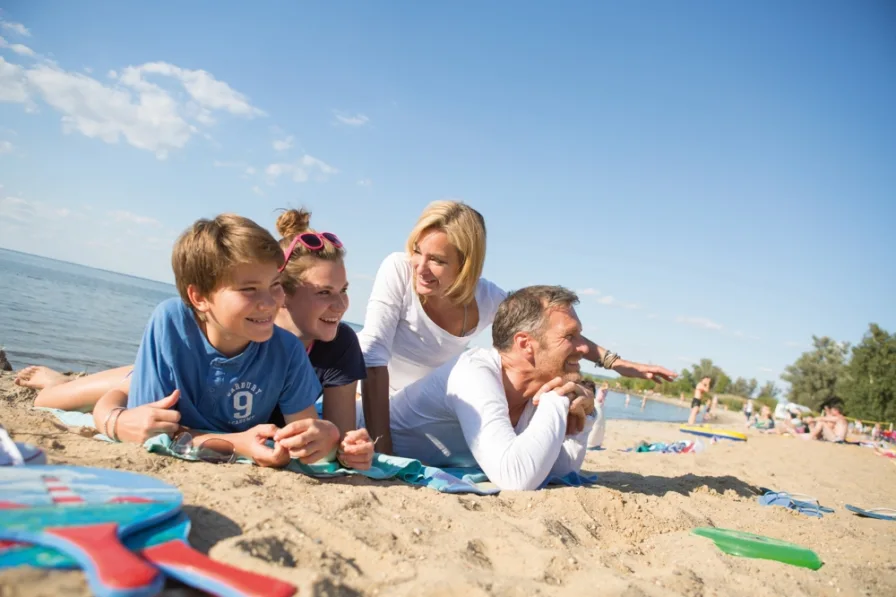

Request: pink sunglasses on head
left=279, top=232, right=343, bottom=272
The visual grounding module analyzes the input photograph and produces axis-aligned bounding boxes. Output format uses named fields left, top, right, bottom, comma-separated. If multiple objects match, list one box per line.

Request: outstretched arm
left=582, top=336, right=677, bottom=382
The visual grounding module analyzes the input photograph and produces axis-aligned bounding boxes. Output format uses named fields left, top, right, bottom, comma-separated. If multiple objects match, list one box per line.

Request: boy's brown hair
left=171, top=213, right=284, bottom=306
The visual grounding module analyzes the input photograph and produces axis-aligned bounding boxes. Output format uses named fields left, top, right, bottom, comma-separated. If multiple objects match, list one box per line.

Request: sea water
left=0, top=248, right=697, bottom=422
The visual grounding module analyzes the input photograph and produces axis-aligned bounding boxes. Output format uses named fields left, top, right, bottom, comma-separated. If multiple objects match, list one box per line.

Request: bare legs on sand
left=14, top=365, right=134, bottom=411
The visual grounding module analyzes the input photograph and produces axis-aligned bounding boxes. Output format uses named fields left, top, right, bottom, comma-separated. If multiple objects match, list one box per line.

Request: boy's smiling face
left=189, top=261, right=285, bottom=356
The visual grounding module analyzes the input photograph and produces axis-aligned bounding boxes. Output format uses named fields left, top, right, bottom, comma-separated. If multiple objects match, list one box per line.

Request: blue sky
left=1, top=1, right=894, bottom=391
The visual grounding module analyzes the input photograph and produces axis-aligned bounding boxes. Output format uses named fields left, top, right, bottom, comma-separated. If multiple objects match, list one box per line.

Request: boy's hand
left=240, top=424, right=291, bottom=468
left=115, top=390, right=181, bottom=443
left=274, top=419, right=340, bottom=464
left=337, top=428, right=375, bottom=470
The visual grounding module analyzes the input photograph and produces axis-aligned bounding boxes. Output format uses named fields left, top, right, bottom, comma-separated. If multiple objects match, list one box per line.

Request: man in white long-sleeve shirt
left=389, top=285, right=596, bottom=490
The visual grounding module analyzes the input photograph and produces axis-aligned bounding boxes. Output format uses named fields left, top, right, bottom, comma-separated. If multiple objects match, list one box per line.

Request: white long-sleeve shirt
left=389, top=347, right=593, bottom=491
left=357, top=252, right=507, bottom=394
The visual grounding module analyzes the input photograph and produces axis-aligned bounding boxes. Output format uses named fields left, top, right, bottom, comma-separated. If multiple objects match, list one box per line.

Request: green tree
left=714, top=372, right=731, bottom=394
left=781, top=336, right=849, bottom=411
left=729, top=377, right=750, bottom=398
left=691, top=359, right=723, bottom=384
left=758, top=381, right=779, bottom=398
left=747, top=378, right=758, bottom=398
left=838, top=324, right=896, bottom=421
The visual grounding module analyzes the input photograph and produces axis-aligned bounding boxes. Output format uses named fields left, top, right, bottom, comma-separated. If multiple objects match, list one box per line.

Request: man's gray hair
left=492, top=285, right=579, bottom=351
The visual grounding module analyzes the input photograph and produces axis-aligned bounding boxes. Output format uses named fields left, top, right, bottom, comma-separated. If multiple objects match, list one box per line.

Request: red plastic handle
left=46, top=523, right=160, bottom=590
left=141, top=539, right=297, bottom=597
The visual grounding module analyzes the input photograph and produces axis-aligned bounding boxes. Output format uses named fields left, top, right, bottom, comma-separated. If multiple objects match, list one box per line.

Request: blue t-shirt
left=128, top=298, right=321, bottom=433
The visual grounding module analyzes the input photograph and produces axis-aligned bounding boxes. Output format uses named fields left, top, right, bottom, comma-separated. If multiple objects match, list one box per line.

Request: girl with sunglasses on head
left=14, top=209, right=375, bottom=469
left=358, top=200, right=679, bottom=455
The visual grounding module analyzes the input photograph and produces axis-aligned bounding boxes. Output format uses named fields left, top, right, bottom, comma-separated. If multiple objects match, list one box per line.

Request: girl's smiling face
left=283, top=258, right=349, bottom=342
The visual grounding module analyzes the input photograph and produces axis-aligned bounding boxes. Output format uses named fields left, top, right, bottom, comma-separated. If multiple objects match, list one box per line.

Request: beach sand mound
left=0, top=370, right=894, bottom=597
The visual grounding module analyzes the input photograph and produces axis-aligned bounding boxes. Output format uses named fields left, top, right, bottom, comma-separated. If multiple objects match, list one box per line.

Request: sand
left=1, top=370, right=894, bottom=597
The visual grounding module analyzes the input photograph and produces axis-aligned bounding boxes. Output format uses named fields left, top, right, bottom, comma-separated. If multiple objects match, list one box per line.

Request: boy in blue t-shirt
left=92, top=214, right=340, bottom=468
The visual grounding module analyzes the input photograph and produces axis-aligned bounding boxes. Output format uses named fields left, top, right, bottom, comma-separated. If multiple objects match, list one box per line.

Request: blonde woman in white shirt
left=358, top=200, right=678, bottom=454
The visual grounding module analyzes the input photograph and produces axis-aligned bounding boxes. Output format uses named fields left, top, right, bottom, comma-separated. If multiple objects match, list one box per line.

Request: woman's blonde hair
left=405, top=200, right=486, bottom=305
left=276, top=208, right=345, bottom=294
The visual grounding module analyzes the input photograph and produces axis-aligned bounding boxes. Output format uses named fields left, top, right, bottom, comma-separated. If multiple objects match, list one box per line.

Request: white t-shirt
left=389, top=347, right=593, bottom=491
left=358, top=252, right=507, bottom=394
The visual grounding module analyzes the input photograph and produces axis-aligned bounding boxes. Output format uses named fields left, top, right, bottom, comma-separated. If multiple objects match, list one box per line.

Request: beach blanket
left=38, top=408, right=597, bottom=494
left=623, top=440, right=704, bottom=454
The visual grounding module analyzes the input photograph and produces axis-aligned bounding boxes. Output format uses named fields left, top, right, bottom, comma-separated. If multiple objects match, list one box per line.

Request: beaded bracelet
left=600, top=351, right=620, bottom=370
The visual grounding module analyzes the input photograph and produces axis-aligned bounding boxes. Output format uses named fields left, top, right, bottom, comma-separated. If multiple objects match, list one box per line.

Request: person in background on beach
left=387, top=285, right=596, bottom=490
left=687, top=376, right=712, bottom=425
left=640, top=393, right=647, bottom=410
left=357, top=200, right=678, bottom=454
left=750, top=405, right=775, bottom=431
left=14, top=210, right=374, bottom=470
left=803, top=399, right=848, bottom=443
left=625, top=394, right=631, bottom=407
left=743, top=398, right=754, bottom=426
left=582, top=379, right=609, bottom=449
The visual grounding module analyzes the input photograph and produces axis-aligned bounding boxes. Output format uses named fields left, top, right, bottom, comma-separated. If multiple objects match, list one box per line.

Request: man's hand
left=274, top=418, right=340, bottom=464
left=532, top=377, right=594, bottom=436
left=337, top=428, right=375, bottom=470
left=115, top=390, right=181, bottom=444
left=239, top=424, right=291, bottom=468
left=566, top=383, right=595, bottom=436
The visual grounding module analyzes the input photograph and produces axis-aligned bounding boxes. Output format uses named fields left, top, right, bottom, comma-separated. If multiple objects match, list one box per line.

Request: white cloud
left=333, top=111, right=369, bottom=127
left=675, top=315, right=724, bottom=331
left=252, top=185, right=264, bottom=196
left=0, top=57, right=29, bottom=104
left=0, top=140, right=12, bottom=153
left=578, top=288, right=599, bottom=296
left=2, top=53, right=264, bottom=158
left=356, top=178, right=373, bottom=187
left=245, top=166, right=256, bottom=175
left=646, top=313, right=660, bottom=320
left=677, top=356, right=696, bottom=364
left=784, top=340, right=804, bottom=348
left=265, top=154, right=338, bottom=184
left=595, top=294, right=641, bottom=310
left=273, top=135, right=294, bottom=151
left=0, top=36, right=35, bottom=57
left=118, top=62, right=265, bottom=118
left=0, top=21, right=30, bottom=37
left=758, top=367, right=774, bottom=373
left=107, top=210, right=161, bottom=227
left=25, top=63, right=194, bottom=159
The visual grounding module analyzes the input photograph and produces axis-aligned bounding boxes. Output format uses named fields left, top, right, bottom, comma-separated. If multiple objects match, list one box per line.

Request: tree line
left=782, top=324, right=895, bottom=423
left=592, top=323, right=894, bottom=424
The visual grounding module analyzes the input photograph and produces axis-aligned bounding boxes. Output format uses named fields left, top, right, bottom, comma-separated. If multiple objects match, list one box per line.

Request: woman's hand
left=337, top=428, right=375, bottom=470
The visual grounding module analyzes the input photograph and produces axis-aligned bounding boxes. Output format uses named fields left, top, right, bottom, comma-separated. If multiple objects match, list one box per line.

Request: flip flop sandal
left=758, top=490, right=833, bottom=517
left=845, top=505, right=896, bottom=521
